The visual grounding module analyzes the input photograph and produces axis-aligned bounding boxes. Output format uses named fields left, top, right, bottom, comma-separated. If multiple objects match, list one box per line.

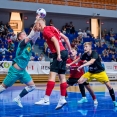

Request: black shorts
left=67, top=78, right=89, bottom=86
left=50, top=50, right=68, bottom=74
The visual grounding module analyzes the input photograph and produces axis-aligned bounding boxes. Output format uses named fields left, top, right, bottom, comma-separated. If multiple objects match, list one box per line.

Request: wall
left=101, top=19, right=117, bottom=32
left=0, top=11, right=10, bottom=24
left=23, top=13, right=90, bottom=30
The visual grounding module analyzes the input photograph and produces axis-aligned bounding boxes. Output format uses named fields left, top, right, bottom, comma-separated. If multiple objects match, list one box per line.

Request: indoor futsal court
left=0, top=82, right=117, bottom=117
left=1, top=0, right=117, bottom=117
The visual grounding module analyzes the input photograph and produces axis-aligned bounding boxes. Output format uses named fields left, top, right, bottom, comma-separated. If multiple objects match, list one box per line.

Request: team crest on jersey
left=27, top=47, right=31, bottom=52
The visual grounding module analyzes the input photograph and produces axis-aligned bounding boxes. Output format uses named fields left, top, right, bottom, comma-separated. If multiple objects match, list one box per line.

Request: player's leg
left=55, top=71, right=67, bottom=110
left=94, top=71, right=117, bottom=107
left=0, top=66, right=19, bottom=93
left=66, top=78, right=78, bottom=97
left=35, top=71, right=57, bottom=105
left=78, top=82, right=88, bottom=103
left=13, top=71, right=35, bottom=108
left=104, top=81, right=117, bottom=106
left=78, top=72, right=91, bottom=84
left=55, top=50, right=68, bottom=110
left=84, top=82, right=98, bottom=105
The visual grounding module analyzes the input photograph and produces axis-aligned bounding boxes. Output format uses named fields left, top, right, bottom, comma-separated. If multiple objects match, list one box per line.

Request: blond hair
left=35, top=18, right=46, bottom=24
left=83, top=42, right=92, bottom=46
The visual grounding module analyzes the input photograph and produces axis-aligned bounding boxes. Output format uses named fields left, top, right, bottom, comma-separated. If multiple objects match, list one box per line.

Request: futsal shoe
left=94, top=99, right=98, bottom=105
left=55, top=98, right=67, bottom=110
left=78, top=97, right=88, bottom=103
left=35, top=98, right=50, bottom=105
left=113, top=101, right=117, bottom=107
left=13, top=98, right=23, bottom=108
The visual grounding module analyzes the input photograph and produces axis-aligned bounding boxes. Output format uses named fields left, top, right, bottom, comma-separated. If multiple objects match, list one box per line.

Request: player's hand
left=69, top=50, right=72, bottom=55
left=83, top=60, right=87, bottom=63
left=36, top=14, right=41, bottom=19
left=66, top=64, right=70, bottom=68
left=77, top=65, right=83, bottom=71
left=57, top=54, right=62, bottom=61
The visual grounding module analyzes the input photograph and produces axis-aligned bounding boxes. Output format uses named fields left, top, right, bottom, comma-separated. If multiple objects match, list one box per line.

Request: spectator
left=110, top=34, right=115, bottom=44
left=86, top=27, right=91, bottom=34
left=7, top=25, right=13, bottom=33
left=102, top=53, right=110, bottom=62
left=8, top=55, right=13, bottom=61
left=34, top=53, right=39, bottom=61
left=39, top=53, right=45, bottom=61
left=111, top=55, right=116, bottom=62
left=82, top=30, right=87, bottom=37
left=8, top=40, right=15, bottom=52
left=1, top=55, right=7, bottom=61
left=110, top=28, right=114, bottom=35
left=62, top=26, right=66, bottom=34
left=78, top=29, right=82, bottom=35
left=100, top=36, right=105, bottom=43
left=10, top=33, right=17, bottom=41
left=65, top=23, right=70, bottom=33
left=102, top=28, right=108, bottom=37
left=69, top=22, right=75, bottom=34
left=49, top=19, right=54, bottom=26
left=0, top=45, right=8, bottom=55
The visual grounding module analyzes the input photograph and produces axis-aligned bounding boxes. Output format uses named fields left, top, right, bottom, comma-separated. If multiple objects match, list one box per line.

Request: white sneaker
left=13, top=98, right=23, bottom=108
left=94, top=99, right=98, bottom=105
left=35, top=98, right=50, bottom=105
left=55, top=98, right=67, bottom=110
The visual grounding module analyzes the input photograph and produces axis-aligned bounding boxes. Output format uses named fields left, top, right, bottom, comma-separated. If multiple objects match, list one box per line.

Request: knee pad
left=0, top=85, right=6, bottom=93
left=25, top=85, right=36, bottom=92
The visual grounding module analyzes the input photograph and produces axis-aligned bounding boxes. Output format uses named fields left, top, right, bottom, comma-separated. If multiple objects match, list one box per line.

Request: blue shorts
left=3, top=66, right=32, bottom=87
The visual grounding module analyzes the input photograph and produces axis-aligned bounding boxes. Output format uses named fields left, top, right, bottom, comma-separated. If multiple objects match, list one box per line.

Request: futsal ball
left=36, top=8, right=46, bottom=18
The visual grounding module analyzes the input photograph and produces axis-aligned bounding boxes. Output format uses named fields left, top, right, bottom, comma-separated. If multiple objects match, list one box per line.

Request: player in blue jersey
left=0, top=28, right=40, bottom=108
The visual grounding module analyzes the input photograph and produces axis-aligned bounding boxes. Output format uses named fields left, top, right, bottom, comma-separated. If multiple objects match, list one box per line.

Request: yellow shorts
left=82, top=71, right=109, bottom=84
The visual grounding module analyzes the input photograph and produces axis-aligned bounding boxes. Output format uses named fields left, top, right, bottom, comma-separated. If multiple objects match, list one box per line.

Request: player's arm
left=78, top=52, right=98, bottom=70
left=80, top=59, right=96, bottom=68
left=24, top=30, right=40, bottom=44
left=66, top=57, right=80, bottom=68
left=60, top=33, right=72, bottom=53
left=51, top=36, right=61, bottom=61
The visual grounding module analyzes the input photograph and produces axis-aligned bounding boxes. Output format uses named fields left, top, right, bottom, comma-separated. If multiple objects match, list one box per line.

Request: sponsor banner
left=0, top=61, right=117, bottom=80
left=0, top=61, right=12, bottom=74
left=37, top=62, right=50, bottom=74
left=104, top=62, right=117, bottom=73
left=26, top=61, right=38, bottom=74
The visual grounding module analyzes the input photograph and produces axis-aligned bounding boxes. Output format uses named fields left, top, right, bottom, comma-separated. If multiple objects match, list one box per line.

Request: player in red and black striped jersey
left=66, top=48, right=98, bottom=104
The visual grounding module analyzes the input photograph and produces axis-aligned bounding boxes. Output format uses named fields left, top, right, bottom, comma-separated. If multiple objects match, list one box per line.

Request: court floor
left=0, top=83, right=117, bottom=117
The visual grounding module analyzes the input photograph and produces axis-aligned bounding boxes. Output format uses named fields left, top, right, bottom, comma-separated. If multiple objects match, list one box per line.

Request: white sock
left=0, top=85, right=6, bottom=93
left=60, top=96, right=65, bottom=99
left=16, top=95, right=21, bottom=100
left=44, top=95, right=49, bottom=101
left=82, top=97, right=86, bottom=99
